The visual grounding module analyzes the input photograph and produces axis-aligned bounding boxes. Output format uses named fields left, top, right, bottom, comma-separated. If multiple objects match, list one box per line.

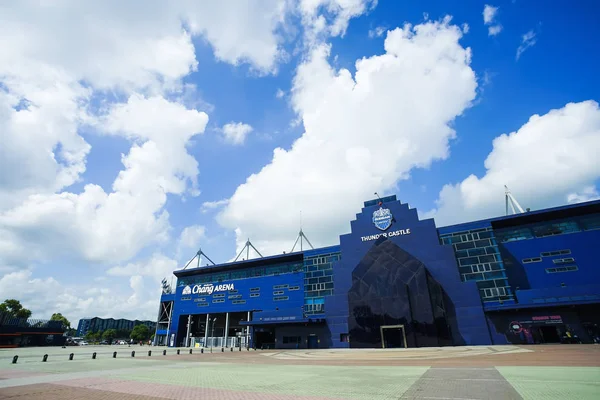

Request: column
left=246, top=311, right=251, bottom=348
left=224, top=312, right=230, bottom=347
left=204, top=314, right=210, bottom=348
left=185, top=315, right=192, bottom=347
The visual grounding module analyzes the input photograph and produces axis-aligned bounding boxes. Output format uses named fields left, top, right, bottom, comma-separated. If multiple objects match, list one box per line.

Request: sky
left=1, top=0, right=599, bottom=325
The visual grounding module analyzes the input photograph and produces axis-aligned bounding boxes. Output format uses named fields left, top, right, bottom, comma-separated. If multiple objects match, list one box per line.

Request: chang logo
left=372, top=206, right=393, bottom=231
left=192, top=283, right=234, bottom=295
left=182, top=285, right=192, bottom=295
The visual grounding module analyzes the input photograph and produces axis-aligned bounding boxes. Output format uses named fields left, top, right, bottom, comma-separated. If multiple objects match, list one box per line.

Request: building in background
left=76, top=317, right=156, bottom=337
left=156, top=195, right=600, bottom=349
left=0, top=313, right=66, bottom=348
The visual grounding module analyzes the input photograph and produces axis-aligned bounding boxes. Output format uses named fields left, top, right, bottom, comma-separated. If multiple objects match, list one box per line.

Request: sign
left=183, top=283, right=235, bottom=295
left=361, top=229, right=411, bottom=242
left=372, top=207, right=393, bottom=231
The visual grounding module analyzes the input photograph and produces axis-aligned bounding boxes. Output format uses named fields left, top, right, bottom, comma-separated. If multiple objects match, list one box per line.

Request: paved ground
left=0, top=345, right=599, bottom=399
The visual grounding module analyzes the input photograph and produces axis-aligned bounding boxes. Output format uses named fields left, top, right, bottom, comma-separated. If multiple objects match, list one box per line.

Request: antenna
left=291, top=228, right=315, bottom=253
left=504, top=185, right=526, bottom=216
left=234, top=239, right=264, bottom=262
left=182, top=248, right=216, bottom=270
left=374, top=192, right=383, bottom=206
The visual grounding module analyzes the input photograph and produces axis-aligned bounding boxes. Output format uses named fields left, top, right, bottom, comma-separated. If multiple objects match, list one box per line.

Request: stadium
left=156, top=192, right=600, bottom=349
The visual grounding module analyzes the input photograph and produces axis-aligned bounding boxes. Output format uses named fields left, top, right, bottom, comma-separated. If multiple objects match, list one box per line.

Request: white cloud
left=218, top=17, right=477, bottom=256
left=567, top=186, right=600, bottom=204
left=299, top=0, right=377, bottom=43
left=516, top=30, right=537, bottom=60
left=221, top=122, right=254, bottom=145
left=426, top=100, right=600, bottom=226
left=107, top=253, right=179, bottom=283
left=483, top=5, right=502, bottom=36
left=201, top=199, right=230, bottom=213
left=0, top=269, right=161, bottom=322
left=178, top=225, right=207, bottom=252
left=483, top=5, right=498, bottom=24
left=368, top=26, right=386, bottom=38
left=276, top=88, right=286, bottom=99
left=0, top=96, right=208, bottom=265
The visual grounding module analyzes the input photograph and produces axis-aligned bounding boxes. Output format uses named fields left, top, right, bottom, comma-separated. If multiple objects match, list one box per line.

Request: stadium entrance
left=380, top=325, right=407, bottom=349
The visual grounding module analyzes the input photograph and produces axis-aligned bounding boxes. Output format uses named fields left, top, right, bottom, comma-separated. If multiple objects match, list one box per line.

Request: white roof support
left=505, top=185, right=526, bottom=215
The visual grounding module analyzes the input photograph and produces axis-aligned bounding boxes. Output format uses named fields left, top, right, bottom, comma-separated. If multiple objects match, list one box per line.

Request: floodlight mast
left=505, top=185, right=526, bottom=215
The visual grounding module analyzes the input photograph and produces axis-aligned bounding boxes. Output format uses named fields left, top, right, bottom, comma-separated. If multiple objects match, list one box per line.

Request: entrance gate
left=380, top=325, right=407, bottom=349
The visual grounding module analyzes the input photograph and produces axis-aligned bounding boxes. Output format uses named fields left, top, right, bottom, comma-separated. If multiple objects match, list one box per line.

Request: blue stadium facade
left=156, top=195, right=600, bottom=349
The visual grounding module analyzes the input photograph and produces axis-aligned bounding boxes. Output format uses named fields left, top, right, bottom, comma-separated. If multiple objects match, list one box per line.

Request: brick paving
left=0, top=345, right=599, bottom=399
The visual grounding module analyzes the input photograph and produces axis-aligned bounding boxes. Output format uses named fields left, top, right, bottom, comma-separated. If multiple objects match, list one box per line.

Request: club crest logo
left=372, top=206, right=393, bottom=231
left=182, top=285, right=192, bottom=295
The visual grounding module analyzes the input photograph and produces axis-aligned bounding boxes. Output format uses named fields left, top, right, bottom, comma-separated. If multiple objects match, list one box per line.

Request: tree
left=0, top=299, right=32, bottom=319
left=130, top=324, right=150, bottom=341
left=103, top=329, right=117, bottom=343
left=50, top=313, right=71, bottom=329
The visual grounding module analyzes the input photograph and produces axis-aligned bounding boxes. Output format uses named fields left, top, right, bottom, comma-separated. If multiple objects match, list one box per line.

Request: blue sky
left=0, top=0, right=599, bottom=322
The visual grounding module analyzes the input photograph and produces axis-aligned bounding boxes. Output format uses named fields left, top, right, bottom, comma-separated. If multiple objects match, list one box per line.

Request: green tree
left=50, top=313, right=71, bottom=329
left=0, top=299, right=32, bottom=319
left=102, top=329, right=117, bottom=343
left=84, top=331, right=95, bottom=341
left=130, top=324, right=150, bottom=341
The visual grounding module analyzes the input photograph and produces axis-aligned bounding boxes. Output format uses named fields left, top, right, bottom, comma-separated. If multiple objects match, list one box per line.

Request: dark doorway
left=307, top=334, right=319, bottom=349
left=254, top=329, right=275, bottom=349
left=380, top=325, right=407, bottom=348
left=539, top=326, right=561, bottom=343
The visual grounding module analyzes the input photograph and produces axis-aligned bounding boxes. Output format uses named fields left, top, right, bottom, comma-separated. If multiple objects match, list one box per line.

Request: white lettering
left=191, top=283, right=235, bottom=295
left=361, top=228, right=411, bottom=242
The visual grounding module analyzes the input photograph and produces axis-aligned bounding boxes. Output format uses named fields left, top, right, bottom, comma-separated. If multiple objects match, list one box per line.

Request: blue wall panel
left=326, top=200, right=491, bottom=347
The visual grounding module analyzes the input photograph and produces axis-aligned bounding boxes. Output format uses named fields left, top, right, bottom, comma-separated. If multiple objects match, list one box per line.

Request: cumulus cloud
left=567, top=186, right=600, bottom=204
left=201, top=199, right=230, bottom=213
left=426, top=101, right=600, bottom=226
left=516, top=30, right=538, bottom=60
left=0, top=269, right=161, bottom=321
left=107, top=253, right=179, bottom=283
left=0, top=96, right=208, bottom=265
left=483, top=5, right=502, bottom=36
left=218, top=17, right=477, bottom=256
left=300, top=0, right=378, bottom=43
left=221, top=122, right=254, bottom=145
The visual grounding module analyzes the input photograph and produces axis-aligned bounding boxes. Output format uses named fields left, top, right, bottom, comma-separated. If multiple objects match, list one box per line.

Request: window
left=553, top=257, right=575, bottom=264
left=482, top=287, right=507, bottom=298
left=228, top=294, right=242, bottom=299
left=213, top=294, right=225, bottom=298
left=197, top=303, right=209, bottom=307
left=250, top=293, right=260, bottom=297
left=232, top=300, right=246, bottom=304
left=540, top=249, right=571, bottom=257
left=274, top=296, right=289, bottom=301
left=522, top=257, right=542, bottom=264
left=546, top=266, right=578, bottom=273
left=181, top=296, right=191, bottom=301
left=273, top=284, right=288, bottom=290
left=273, top=290, right=284, bottom=295
left=289, top=286, right=300, bottom=291
left=212, top=299, right=224, bottom=303
left=250, top=287, right=260, bottom=292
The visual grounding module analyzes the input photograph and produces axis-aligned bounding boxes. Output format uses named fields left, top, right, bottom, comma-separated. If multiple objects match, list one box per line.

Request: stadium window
left=250, top=293, right=260, bottom=297
left=274, top=296, right=289, bottom=301
left=552, top=257, right=575, bottom=264
left=250, top=287, right=260, bottom=292
left=522, top=257, right=542, bottom=264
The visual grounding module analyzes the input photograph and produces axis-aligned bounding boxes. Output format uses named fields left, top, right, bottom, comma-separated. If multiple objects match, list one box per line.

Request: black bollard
left=221, top=347, right=224, bottom=352
left=12, top=355, right=18, bottom=364
left=189, top=349, right=192, bottom=354
left=176, top=349, right=180, bottom=355
left=131, top=351, right=135, bottom=358
left=69, top=353, right=74, bottom=361
left=148, top=350, right=152, bottom=357
left=42, top=354, right=48, bottom=362
left=239, top=347, right=241, bottom=351
left=162, top=350, right=166, bottom=356
left=201, top=348, right=204, bottom=354
left=113, top=351, right=117, bottom=358
left=92, top=352, right=96, bottom=360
